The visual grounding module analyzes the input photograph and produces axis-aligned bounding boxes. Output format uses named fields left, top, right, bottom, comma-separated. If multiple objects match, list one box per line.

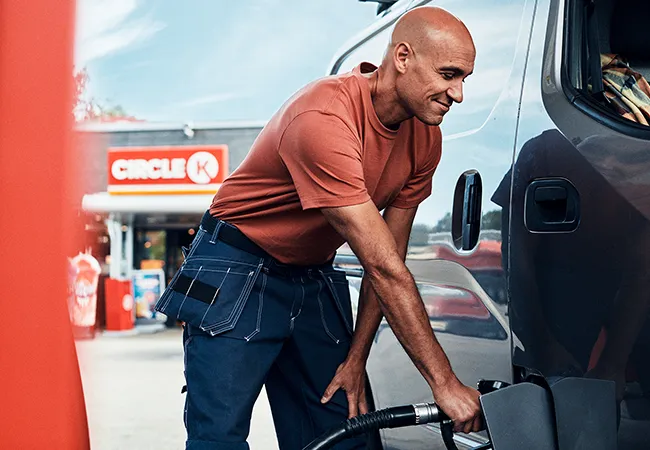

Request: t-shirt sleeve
left=278, top=111, right=371, bottom=210
left=390, top=128, right=442, bottom=209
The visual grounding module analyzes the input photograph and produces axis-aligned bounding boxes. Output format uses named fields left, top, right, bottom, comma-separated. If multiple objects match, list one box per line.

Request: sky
left=75, top=0, right=378, bottom=122
left=74, top=0, right=544, bottom=227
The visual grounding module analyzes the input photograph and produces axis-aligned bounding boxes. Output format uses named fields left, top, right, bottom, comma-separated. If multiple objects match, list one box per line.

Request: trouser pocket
left=318, top=269, right=354, bottom=338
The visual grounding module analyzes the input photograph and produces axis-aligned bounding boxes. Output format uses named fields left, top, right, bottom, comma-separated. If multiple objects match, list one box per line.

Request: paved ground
left=76, top=328, right=279, bottom=450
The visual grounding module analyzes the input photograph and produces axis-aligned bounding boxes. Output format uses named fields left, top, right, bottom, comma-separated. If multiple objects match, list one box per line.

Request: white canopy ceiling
left=82, top=192, right=214, bottom=214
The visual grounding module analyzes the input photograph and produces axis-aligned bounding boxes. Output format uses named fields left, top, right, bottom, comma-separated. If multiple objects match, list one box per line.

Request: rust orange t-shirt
left=210, top=62, right=442, bottom=265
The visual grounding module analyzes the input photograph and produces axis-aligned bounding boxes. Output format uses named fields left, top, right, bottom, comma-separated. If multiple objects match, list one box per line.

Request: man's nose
left=448, top=81, right=464, bottom=104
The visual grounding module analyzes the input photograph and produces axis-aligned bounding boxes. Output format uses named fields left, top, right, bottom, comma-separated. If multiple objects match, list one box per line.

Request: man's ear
left=393, top=42, right=411, bottom=74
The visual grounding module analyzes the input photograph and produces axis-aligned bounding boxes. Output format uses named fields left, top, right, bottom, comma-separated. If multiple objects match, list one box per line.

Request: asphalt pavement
left=76, top=328, right=279, bottom=450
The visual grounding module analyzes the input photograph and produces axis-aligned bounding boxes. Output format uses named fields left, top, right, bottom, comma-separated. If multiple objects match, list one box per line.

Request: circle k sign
left=107, top=145, right=228, bottom=195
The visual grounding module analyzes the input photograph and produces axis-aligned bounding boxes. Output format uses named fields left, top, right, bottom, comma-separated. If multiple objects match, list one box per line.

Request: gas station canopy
left=82, top=192, right=215, bottom=214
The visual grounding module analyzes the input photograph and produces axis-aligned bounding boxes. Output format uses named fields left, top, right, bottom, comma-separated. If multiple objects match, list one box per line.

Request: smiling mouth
left=434, top=100, right=451, bottom=112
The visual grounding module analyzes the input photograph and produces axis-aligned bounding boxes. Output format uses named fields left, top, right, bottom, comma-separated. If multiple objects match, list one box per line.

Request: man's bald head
left=374, top=6, right=475, bottom=127
left=386, top=6, right=473, bottom=63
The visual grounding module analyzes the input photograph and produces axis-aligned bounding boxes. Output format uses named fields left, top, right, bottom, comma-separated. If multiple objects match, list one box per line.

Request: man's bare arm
left=322, top=200, right=481, bottom=432
left=322, top=201, right=456, bottom=391
left=347, top=206, right=416, bottom=362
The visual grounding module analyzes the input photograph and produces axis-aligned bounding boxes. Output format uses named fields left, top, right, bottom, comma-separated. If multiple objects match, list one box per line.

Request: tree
left=73, top=68, right=93, bottom=121
left=73, top=67, right=137, bottom=122
left=481, top=210, right=502, bottom=230
left=432, top=212, right=452, bottom=232
left=409, top=223, right=432, bottom=246
left=73, top=68, right=88, bottom=115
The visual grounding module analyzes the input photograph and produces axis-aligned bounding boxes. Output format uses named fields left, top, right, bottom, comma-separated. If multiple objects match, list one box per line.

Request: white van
left=329, top=0, right=650, bottom=448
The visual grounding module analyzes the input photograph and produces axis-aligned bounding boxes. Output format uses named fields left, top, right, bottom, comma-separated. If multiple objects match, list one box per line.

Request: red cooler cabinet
left=104, top=278, right=134, bottom=331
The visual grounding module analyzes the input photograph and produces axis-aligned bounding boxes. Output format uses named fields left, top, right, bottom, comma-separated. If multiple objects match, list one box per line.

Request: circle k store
left=77, top=121, right=263, bottom=327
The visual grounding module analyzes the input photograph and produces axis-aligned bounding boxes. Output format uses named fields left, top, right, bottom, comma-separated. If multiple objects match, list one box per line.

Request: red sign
left=107, top=145, right=229, bottom=194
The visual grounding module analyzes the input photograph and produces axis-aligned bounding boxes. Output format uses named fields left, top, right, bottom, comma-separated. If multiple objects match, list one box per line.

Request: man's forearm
left=320, top=202, right=459, bottom=393
left=347, top=208, right=411, bottom=364
left=347, top=276, right=384, bottom=361
left=367, top=264, right=457, bottom=392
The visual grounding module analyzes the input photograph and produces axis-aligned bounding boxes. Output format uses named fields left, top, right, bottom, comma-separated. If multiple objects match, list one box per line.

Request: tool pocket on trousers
left=155, top=258, right=263, bottom=338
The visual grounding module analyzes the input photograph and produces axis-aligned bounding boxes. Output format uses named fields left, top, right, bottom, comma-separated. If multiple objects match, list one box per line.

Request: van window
left=332, top=0, right=528, bottom=136
left=333, top=25, right=391, bottom=75
left=565, top=0, right=650, bottom=129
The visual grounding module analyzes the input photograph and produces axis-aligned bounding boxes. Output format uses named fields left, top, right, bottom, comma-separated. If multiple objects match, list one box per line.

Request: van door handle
left=463, top=176, right=482, bottom=250
left=452, top=171, right=483, bottom=251
left=525, top=179, right=580, bottom=232
left=534, top=186, right=567, bottom=203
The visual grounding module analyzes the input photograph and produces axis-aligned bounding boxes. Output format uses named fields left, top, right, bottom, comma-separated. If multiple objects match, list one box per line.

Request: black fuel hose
left=303, top=403, right=449, bottom=450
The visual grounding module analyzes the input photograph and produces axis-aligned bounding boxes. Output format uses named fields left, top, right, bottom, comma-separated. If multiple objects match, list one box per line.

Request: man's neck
left=365, top=69, right=412, bottom=129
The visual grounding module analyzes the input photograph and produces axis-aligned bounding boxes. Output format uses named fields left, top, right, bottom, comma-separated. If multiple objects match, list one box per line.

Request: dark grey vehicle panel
left=332, top=0, right=650, bottom=447
left=503, top=0, right=650, bottom=448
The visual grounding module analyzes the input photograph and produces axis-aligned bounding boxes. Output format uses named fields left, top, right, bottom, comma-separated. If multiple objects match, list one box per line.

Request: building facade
left=77, top=121, right=263, bottom=324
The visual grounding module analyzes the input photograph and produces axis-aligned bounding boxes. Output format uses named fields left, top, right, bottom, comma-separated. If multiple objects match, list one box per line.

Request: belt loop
left=208, top=220, right=223, bottom=244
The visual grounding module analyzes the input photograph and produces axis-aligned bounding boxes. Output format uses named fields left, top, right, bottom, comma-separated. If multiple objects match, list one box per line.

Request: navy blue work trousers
left=155, top=218, right=367, bottom=450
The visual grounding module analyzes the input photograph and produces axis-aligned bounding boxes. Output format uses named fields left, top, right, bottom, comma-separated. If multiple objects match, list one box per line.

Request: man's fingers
left=358, top=395, right=369, bottom=415
left=321, top=379, right=340, bottom=404
left=452, top=419, right=472, bottom=434
left=347, top=391, right=358, bottom=418
left=452, top=416, right=481, bottom=434
left=471, top=415, right=482, bottom=432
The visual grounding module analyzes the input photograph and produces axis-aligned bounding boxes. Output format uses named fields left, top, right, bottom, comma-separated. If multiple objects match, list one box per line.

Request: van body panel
left=331, top=0, right=650, bottom=447
left=507, top=0, right=650, bottom=448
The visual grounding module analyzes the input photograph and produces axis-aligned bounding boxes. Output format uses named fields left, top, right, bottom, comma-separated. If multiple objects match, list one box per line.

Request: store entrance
left=132, top=214, right=201, bottom=325
left=164, top=228, right=196, bottom=280
left=134, top=226, right=198, bottom=283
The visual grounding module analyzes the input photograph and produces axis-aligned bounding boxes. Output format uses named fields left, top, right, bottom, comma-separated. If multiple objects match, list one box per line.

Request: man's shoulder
left=279, top=71, right=362, bottom=123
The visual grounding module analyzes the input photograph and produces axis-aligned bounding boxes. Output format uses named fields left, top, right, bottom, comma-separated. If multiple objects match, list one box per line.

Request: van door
left=506, top=0, right=650, bottom=447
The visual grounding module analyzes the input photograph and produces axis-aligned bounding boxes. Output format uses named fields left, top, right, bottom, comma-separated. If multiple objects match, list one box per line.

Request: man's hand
left=321, top=357, right=368, bottom=418
left=433, top=379, right=482, bottom=434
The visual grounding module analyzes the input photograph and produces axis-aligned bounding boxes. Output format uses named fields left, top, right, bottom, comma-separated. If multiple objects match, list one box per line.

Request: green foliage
left=73, top=67, right=135, bottom=122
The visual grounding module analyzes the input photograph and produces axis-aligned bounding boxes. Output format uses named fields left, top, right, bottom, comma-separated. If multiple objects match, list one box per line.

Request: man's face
left=396, top=33, right=475, bottom=126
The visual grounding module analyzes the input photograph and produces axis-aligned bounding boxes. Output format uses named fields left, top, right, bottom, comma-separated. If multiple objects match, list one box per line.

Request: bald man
left=155, top=6, right=480, bottom=450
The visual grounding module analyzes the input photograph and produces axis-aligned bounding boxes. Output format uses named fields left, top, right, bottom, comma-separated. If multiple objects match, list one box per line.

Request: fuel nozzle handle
left=414, top=403, right=459, bottom=450
left=412, top=402, right=445, bottom=424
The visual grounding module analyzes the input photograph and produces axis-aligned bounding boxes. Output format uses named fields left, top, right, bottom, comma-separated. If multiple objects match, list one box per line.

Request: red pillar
left=0, top=0, right=90, bottom=448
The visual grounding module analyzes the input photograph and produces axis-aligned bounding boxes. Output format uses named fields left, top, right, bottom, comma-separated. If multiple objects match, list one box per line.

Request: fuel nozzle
left=303, top=379, right=512, bottom=450
left=477, top=379, right=511, bottom=395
